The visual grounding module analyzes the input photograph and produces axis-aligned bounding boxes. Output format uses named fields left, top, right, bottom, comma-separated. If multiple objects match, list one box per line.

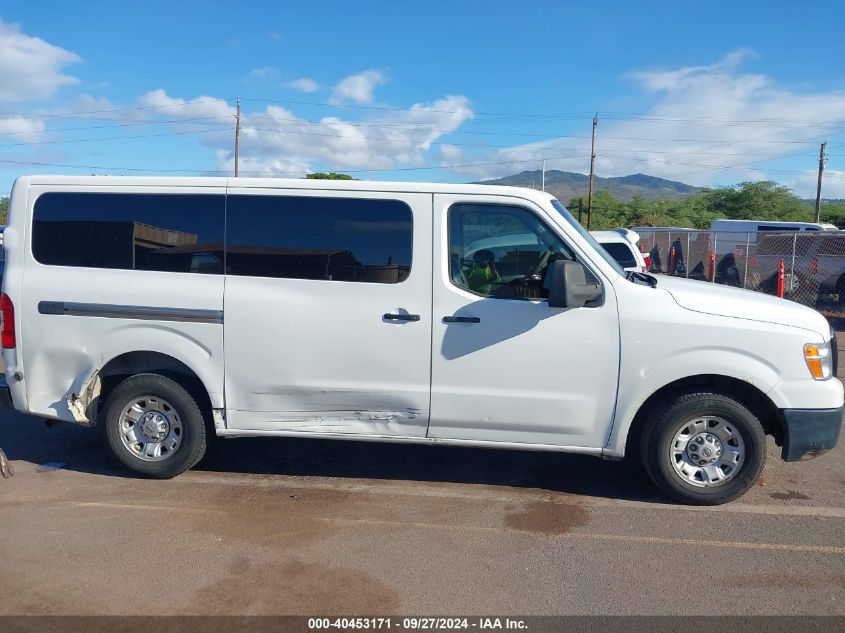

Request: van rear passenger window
left=32, top=192, right=225, bottom=274
left=226, top=195, right=412, bottom=283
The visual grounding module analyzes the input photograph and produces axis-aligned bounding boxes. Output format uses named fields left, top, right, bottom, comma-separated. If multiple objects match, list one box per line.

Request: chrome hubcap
left=118, top=395, right=182, bottom=462
left=670, top=417, right=745, bottom=487
left=687, top=432, right=722, bottom=466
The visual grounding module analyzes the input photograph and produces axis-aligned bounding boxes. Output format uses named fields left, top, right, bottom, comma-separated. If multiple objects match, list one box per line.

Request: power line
left=0, top=153, right=586, bottom=176
left=0, top=98, right=234, bottom=120
left=0, top=115, right=231, bottom=137
left=241, top=116, right=840, bottom=144
left=4, top=96, right=845, bottom=127
left=1, top=116, right=831, bottom=158
left=238, top=98, right=845, bottom=126
left=0, top=127, right=230, bottom=147
left=5, top=111, right=835, bottom=145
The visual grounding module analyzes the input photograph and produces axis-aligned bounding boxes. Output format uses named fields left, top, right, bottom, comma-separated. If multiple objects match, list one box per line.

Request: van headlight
left=804, top=341, right=833, bottom=380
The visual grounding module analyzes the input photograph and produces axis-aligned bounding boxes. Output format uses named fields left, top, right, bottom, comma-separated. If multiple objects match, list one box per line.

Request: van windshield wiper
left=626, top=270, right=658, bottom=287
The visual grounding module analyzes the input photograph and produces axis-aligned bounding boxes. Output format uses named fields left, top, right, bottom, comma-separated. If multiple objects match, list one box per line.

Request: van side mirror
left=546, top=260, right=601, bottom=309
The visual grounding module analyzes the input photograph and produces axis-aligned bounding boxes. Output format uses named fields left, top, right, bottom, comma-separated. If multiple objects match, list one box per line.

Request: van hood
left=655, top=275, right=830, bottom=338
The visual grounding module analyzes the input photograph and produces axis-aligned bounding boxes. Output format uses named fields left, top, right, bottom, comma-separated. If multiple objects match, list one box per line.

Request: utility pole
left=541, top=159, right=546, bottom=192
left=814, top=141, right=827, bottom=223
left=234, top=98, right=241, bottom=177
left=587, top=113, right=597, bottom=230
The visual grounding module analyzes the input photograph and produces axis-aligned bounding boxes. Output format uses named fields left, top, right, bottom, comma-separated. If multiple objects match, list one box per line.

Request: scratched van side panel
left=19, top=184, right=225, bottom=424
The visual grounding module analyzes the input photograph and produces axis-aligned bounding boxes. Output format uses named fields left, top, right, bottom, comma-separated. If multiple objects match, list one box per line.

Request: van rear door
left=223, top=187, right=433, bottom=436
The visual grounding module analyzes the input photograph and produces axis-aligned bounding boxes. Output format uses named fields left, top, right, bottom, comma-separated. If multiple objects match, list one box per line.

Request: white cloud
left=0, top=116, right=46, bottom=142
left=626, top=48, right=757, bottom=92
left=289, top=78, right=319, bottom=93
left=330, top=70, right=387, bottom=105
left=453, top=50, right=845, bottom=186
left=791, top=169, right=845, bottom=200
left=439, top=144, right=462, bottom=162
left=57, top=94, right=144, bottom=121
left=61, top=89, right=470, bottom=176
left=0, top=18, right=80, bottom=103
left=137, top=89, right=234, bottom=119
left=205, top=94, right=473, bottom=175
left=213, top=149, right=309, bottom=178
left=246, top=66, right=279, bottom=80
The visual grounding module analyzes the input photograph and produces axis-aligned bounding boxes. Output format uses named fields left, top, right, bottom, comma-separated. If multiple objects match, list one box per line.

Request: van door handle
left=383, top=313, right=420, bottom=322
left=443, top=316, right=480, bottom=323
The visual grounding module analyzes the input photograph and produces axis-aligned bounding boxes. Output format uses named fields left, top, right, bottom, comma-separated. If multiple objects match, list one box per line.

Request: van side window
left=32, top=192, right=225, bottom=274
left=449, top=203, right=575, bottom=300
left=226, top=195, right=412, bottom=283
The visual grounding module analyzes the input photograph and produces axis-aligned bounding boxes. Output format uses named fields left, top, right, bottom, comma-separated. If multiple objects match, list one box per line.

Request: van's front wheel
left=103, top=373, right=208, bottom=478
left=641, top=393, right=766, bottom=505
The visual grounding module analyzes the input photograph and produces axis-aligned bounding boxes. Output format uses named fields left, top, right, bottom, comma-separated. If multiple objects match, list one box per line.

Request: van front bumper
left=780, top=406, right=843, bottom=461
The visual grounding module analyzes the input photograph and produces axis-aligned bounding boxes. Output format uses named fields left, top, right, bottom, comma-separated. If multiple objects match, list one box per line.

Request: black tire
left=103, top=373, right=208, bottom=478
left=640, top=392, right=766, bottom=505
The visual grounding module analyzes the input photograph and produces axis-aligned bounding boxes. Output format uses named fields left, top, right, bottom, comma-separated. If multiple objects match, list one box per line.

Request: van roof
left=711, top=219, right=825, bottom=226
left=17, top=175, right=557, bottom=204
left=590, top=231, right=630, bottom=242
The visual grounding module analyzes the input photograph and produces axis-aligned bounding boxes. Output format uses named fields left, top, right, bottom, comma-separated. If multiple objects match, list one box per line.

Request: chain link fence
left=636, top=229, right=845, bottom=318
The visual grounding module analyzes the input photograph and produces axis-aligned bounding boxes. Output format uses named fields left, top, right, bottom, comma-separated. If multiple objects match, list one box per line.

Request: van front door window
left=449, top=204, right=575, bottom=300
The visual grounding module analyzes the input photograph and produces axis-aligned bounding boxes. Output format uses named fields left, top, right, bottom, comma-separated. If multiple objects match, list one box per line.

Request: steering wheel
left=524, top=250, right=552, bottom=280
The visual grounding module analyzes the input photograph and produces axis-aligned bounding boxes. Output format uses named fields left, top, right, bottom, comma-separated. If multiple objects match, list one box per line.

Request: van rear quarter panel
left=17, top=183, right=224, bottom=423
left=1, top=177, right=31, bottom=410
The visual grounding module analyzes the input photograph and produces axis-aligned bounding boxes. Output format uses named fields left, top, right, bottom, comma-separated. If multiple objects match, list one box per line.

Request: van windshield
left=550, top=199, right=625, bottom=277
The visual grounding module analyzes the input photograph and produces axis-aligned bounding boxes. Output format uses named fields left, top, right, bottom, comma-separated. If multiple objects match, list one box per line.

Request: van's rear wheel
left=103, top=373, right=207, bottom=478
left=641, top=392, right=766, bottom=505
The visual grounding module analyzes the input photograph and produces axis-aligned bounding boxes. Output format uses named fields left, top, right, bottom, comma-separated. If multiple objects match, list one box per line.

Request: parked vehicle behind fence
left=750, top=232, right=845, bottom=300
left=1, top=176, right=841, bottom=505
left=710, top=219, right=839, bottom=233
left=637, top=227, right=845, bottom=311
left=708, top=220, right=841, bottom=288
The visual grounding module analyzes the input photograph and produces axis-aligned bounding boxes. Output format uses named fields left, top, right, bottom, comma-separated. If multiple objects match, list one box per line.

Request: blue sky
left=1, top=0, right=844, bottom=197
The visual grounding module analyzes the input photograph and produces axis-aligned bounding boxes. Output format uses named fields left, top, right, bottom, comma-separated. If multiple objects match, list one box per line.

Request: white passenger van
left=710, top=219, right=839, bottom=233
left=1, top=176, right=842, bottom=504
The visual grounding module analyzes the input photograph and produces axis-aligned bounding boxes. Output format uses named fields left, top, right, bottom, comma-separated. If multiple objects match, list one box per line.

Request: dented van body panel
left=0, top=175, right=840, bottom=479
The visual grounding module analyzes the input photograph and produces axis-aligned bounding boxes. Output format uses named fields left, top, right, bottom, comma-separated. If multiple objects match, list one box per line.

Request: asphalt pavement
left=1, top=400, right=843, bottom=616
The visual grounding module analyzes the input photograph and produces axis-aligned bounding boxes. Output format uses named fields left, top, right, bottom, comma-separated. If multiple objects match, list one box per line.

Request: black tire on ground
left=640, top=392, right=766, bottom=505
left=103, top=373, right=208, bottom=478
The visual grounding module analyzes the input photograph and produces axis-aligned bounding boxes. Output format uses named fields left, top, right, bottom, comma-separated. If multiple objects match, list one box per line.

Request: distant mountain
left=475, top=170, right=703, bottom=202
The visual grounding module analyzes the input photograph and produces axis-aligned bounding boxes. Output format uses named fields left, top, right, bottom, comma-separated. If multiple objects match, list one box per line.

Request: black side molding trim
left=38, top=301, right=223, bottom=324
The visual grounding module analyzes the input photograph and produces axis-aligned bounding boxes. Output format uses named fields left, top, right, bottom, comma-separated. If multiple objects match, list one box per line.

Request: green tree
left=698, top=181, right=813, bottom=222
left=820, top=203, right=845, bottom=227
left=0, top=197, right=8, bottom=225
left=564, top=181, right=823, bottom=231
left=306, top=172, right=354, bottom=180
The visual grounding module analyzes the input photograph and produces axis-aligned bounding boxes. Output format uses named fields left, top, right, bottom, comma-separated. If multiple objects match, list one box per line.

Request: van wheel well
left=92, top=351, right=212, bottom=428
left=624, top=375, right=782, bottom=460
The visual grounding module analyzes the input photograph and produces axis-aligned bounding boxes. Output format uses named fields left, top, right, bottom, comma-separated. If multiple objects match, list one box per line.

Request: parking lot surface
left=1, top=400, right=843, bottom=616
